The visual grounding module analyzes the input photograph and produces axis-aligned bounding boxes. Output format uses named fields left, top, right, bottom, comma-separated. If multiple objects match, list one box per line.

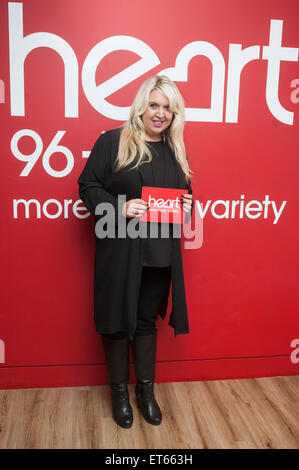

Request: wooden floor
left=0, top=375, right=298, bottom=449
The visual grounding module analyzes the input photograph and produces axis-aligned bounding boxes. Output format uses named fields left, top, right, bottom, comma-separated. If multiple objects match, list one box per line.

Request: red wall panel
left=0, top=0, right=299, bottom=388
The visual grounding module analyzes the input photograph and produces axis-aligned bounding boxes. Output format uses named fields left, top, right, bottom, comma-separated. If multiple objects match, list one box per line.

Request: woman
left=78, top=75, right=194, bottom=429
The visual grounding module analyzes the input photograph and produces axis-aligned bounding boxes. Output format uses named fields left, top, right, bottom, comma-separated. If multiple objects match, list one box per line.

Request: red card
left=139, top=186, right=188, bottom=224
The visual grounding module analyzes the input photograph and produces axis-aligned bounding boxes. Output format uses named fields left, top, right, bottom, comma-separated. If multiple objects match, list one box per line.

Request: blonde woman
left=78, top=75, right=194, bottom=429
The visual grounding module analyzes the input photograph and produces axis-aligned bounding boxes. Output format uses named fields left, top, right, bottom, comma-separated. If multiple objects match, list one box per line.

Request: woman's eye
left=149, top=104, right=170, bottom=110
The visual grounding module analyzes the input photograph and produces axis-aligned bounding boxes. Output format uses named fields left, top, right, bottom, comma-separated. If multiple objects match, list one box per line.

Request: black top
left=141, top=140, right=180, bottom=267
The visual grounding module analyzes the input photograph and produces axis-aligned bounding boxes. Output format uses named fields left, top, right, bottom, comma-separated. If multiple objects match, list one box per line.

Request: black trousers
left=102, top=266, right=171, bottom=339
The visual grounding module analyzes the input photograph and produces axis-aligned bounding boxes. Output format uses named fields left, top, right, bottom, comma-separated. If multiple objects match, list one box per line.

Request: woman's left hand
left=181, top=193, right=193, bottom=213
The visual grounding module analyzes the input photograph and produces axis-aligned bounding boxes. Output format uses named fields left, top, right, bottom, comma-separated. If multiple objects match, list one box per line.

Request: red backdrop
left=1, top=0, right=299, bottom=389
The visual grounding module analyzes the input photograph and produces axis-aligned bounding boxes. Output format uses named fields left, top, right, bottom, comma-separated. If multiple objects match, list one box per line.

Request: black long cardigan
left=78, top=127, right=193, bottom=337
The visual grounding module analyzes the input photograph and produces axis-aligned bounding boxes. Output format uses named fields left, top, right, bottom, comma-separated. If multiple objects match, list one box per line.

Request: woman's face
left=141, top=89, right=174, bottom=141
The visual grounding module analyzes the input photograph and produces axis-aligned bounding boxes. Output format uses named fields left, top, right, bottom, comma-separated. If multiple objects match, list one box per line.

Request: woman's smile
left=152, top=119, right=164, bottom=127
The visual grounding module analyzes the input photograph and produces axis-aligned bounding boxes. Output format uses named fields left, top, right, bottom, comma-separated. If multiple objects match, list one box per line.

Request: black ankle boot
left=131, top=332, right=162, bottom=426
left=101, top=335, right=133, bottom=428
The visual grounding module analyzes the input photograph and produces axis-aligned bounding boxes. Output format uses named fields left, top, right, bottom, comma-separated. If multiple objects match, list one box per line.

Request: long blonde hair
left=114, top=75, right=193, bottom=184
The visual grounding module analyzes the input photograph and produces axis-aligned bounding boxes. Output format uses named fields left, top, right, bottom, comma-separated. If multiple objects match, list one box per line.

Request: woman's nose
left=156, top=107, right=165, bottom=118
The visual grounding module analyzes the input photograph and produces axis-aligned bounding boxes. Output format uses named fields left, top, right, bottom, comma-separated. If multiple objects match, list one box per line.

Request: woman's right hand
left=122, top=198, right=148, bottom=218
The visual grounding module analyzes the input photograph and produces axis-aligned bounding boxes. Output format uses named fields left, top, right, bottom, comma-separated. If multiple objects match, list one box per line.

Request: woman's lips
left=152, top=120, right=164, bottom=127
